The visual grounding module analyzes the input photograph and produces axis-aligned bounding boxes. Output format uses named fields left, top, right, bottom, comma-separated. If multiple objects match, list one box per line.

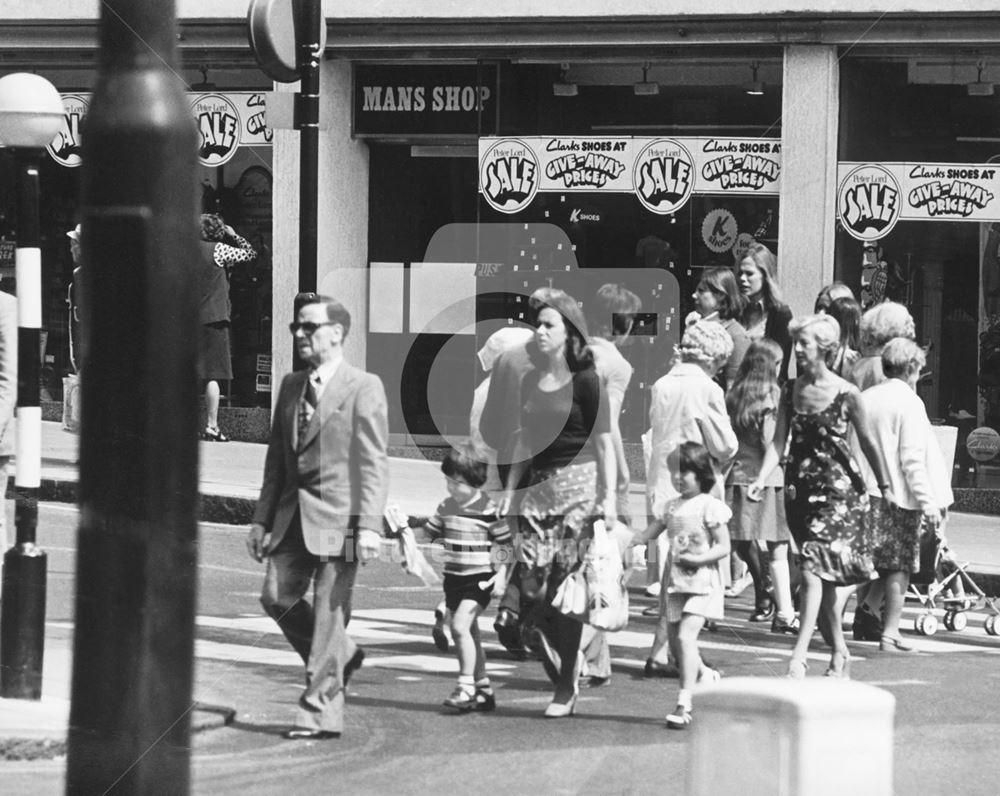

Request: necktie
left=298, top=374, right=318, bottom=448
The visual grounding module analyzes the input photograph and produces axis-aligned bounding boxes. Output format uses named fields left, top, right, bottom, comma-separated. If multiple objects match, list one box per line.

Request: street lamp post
left=0, top=72, right=64, bottom=701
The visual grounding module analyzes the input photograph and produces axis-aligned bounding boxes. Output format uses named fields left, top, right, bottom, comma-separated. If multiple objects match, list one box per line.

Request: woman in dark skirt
left=855, top=338, right=953, bottom=653
left=499, top=292, right=615, bottom=718
left=198, top=213, right=256, bottom=441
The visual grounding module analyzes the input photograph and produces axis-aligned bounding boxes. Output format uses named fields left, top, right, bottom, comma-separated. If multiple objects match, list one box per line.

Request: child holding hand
left=633, top=441, right=731, bottom=729
left=423, top=443, right=512, bottom=712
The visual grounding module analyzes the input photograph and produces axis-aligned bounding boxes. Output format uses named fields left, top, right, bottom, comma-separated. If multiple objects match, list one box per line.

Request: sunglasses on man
left=288, top=321, right=335, bottom=335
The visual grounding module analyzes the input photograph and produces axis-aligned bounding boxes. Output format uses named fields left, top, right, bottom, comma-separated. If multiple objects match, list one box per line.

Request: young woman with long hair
left=726, top=339, right=797, bottom=632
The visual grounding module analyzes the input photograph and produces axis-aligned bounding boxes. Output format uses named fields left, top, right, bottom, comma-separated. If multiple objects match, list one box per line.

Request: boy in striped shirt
left=424, top=443, right=512, bottom=712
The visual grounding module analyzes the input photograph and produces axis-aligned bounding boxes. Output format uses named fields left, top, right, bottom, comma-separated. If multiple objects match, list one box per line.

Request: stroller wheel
left=986, top=615, right=999, bottom=636
left=944, top=611, right=968, bottom=632
left=915, top=613, right=938, bottom=636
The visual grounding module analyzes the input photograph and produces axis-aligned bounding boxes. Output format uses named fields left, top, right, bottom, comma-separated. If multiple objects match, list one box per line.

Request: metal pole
left=0, top=150, right=47, bottom=700
left=66, top=0, right=199, bottom=792
left=294, top=0, right=320, bottom=294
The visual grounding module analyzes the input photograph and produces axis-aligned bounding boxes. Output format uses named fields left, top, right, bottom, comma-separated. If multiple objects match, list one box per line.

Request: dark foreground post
left=66, top=1, right=200, bottom=793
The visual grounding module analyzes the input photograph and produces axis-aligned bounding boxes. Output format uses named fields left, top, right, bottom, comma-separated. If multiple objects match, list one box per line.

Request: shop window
left=838, top=55, right=1000, bottom=488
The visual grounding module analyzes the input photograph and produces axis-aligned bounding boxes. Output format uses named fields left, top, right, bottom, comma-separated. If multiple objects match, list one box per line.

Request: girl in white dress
left=633, top=441, right=732, bottom=729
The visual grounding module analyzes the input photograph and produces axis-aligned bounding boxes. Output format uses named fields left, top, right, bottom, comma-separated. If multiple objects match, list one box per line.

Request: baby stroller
left=907, top=532, right=1000, bottom=637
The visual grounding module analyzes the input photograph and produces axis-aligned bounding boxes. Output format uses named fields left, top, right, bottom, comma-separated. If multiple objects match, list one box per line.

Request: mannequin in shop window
left=982, top=223, right=1000, bottom=319
left=198, top=213, right=257, bottom=441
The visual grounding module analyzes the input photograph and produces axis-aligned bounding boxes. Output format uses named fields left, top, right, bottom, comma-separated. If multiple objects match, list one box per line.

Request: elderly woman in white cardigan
left=854, top=337, right=954, bottom=653
left=643, top=320, right=738, bottom=673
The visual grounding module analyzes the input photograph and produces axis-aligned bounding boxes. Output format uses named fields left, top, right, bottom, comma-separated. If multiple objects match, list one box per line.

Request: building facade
left=4, top=2, right=1000, bottom=490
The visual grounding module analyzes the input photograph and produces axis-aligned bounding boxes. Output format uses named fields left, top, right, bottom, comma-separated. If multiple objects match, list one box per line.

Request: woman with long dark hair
left=826, top=296, right=862, bottom=377
left=726, top=339, right=797, bottom=632
left=498, top=293, right=615, bottom=718
left=738, top=243, right=793, bottom=382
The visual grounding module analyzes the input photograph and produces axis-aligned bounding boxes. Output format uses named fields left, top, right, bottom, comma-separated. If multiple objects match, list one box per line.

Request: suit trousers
left=261, top=515, right=359, bottom=733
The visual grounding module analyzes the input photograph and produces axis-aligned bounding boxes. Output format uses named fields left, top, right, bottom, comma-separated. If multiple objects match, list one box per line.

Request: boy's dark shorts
left=443, top=572, right=493, bottom=611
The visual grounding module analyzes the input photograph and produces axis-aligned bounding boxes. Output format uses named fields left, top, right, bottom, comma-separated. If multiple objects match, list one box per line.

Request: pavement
left=1, top=420, right=998, bottom=754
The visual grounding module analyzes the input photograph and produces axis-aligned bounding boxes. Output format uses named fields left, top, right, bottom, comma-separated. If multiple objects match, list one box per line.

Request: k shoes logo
left=479, top=139, right=539, bottom=214
left=838, top=164, right=902, bottom=242
left=191, top=93, right=242, bottom=167
left=569, top=207, right=601, bottom=224
left=47, top=94, right=88, bottom=168
left=633, top=139, right=694, bottom=215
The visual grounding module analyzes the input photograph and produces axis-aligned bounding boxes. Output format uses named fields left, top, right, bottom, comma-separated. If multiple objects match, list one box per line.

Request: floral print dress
left=783, top=384, right=875, bottom=585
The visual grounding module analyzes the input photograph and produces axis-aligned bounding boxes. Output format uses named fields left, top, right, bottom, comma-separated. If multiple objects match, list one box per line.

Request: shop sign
left=479, top=138, right=539, bottom=214
left=478, top=136, right=781, bottom=215
left=838, top=161, right=1000, bottom=240
left=47, top=94, right=88, bottom=168
left=702, top=208, right=739, bottom=253
left=967, top=426, right=1000, bottom=462
left=837, top=164, right=902, bottom=243
left=49, top=92, right=273, bottom=168
left=634, top=139, right=695, bottom=215
left=733, top=232, right=756, bottom=263
left=353, top=64, right=497, bottom=138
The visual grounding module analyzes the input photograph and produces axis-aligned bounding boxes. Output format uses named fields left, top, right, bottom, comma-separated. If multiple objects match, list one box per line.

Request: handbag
left=550, top=564, right=589, bottom=622
left=586, top=520, right=630, bottom=632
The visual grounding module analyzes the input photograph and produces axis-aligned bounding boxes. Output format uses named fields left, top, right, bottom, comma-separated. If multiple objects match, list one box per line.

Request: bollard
left=690, top=677, right=896, bottom=796
left=1, top=146, right=50, bottom=700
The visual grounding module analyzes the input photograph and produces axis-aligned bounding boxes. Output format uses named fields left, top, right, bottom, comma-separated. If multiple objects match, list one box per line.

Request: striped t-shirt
left=425, top=493, right=512, bottom=576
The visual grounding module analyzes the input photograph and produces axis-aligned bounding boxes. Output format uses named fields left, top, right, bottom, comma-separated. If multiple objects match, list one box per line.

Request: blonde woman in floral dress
left=749, top=314, right=889, bottom=679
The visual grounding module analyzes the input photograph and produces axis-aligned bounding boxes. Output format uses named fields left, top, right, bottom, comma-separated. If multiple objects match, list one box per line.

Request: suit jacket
left=0, top=291, right=16, bottom=458
left=252, top=361, right=389, bottom=558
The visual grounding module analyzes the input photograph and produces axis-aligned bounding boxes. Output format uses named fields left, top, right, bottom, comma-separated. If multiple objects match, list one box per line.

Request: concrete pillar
left=270, top=82, right=300, bottom=391
left=690, top=678, right=896, bottom=796
left=316, top=59, right=370, bottom=369
left=778, top=45, right=840, bottom=318
left=270, top=60, right=370, bottom=394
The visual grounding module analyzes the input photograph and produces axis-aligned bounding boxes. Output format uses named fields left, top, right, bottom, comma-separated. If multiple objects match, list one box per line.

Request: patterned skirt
left=869, top=496, right=923, bottom=573
left=516, top=460, right=598, bottom=603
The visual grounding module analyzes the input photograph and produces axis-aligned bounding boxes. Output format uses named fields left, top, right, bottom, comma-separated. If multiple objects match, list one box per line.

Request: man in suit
left=246, top=295, right=389, bottom=740
left=0, top=288, right=15, bottom=550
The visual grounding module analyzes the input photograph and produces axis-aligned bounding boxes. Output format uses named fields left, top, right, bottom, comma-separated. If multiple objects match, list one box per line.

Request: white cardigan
left=855, top=378, right=954, bottom=511
left=646, top=362, right=738, bottom=517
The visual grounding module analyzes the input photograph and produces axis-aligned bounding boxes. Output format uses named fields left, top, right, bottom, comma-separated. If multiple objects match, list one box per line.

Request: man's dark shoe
left=852, top=606, right=883, bottom=641
left=494, top=608, right=527, bottom=655
left=344, top=647, right=365, bottom=687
